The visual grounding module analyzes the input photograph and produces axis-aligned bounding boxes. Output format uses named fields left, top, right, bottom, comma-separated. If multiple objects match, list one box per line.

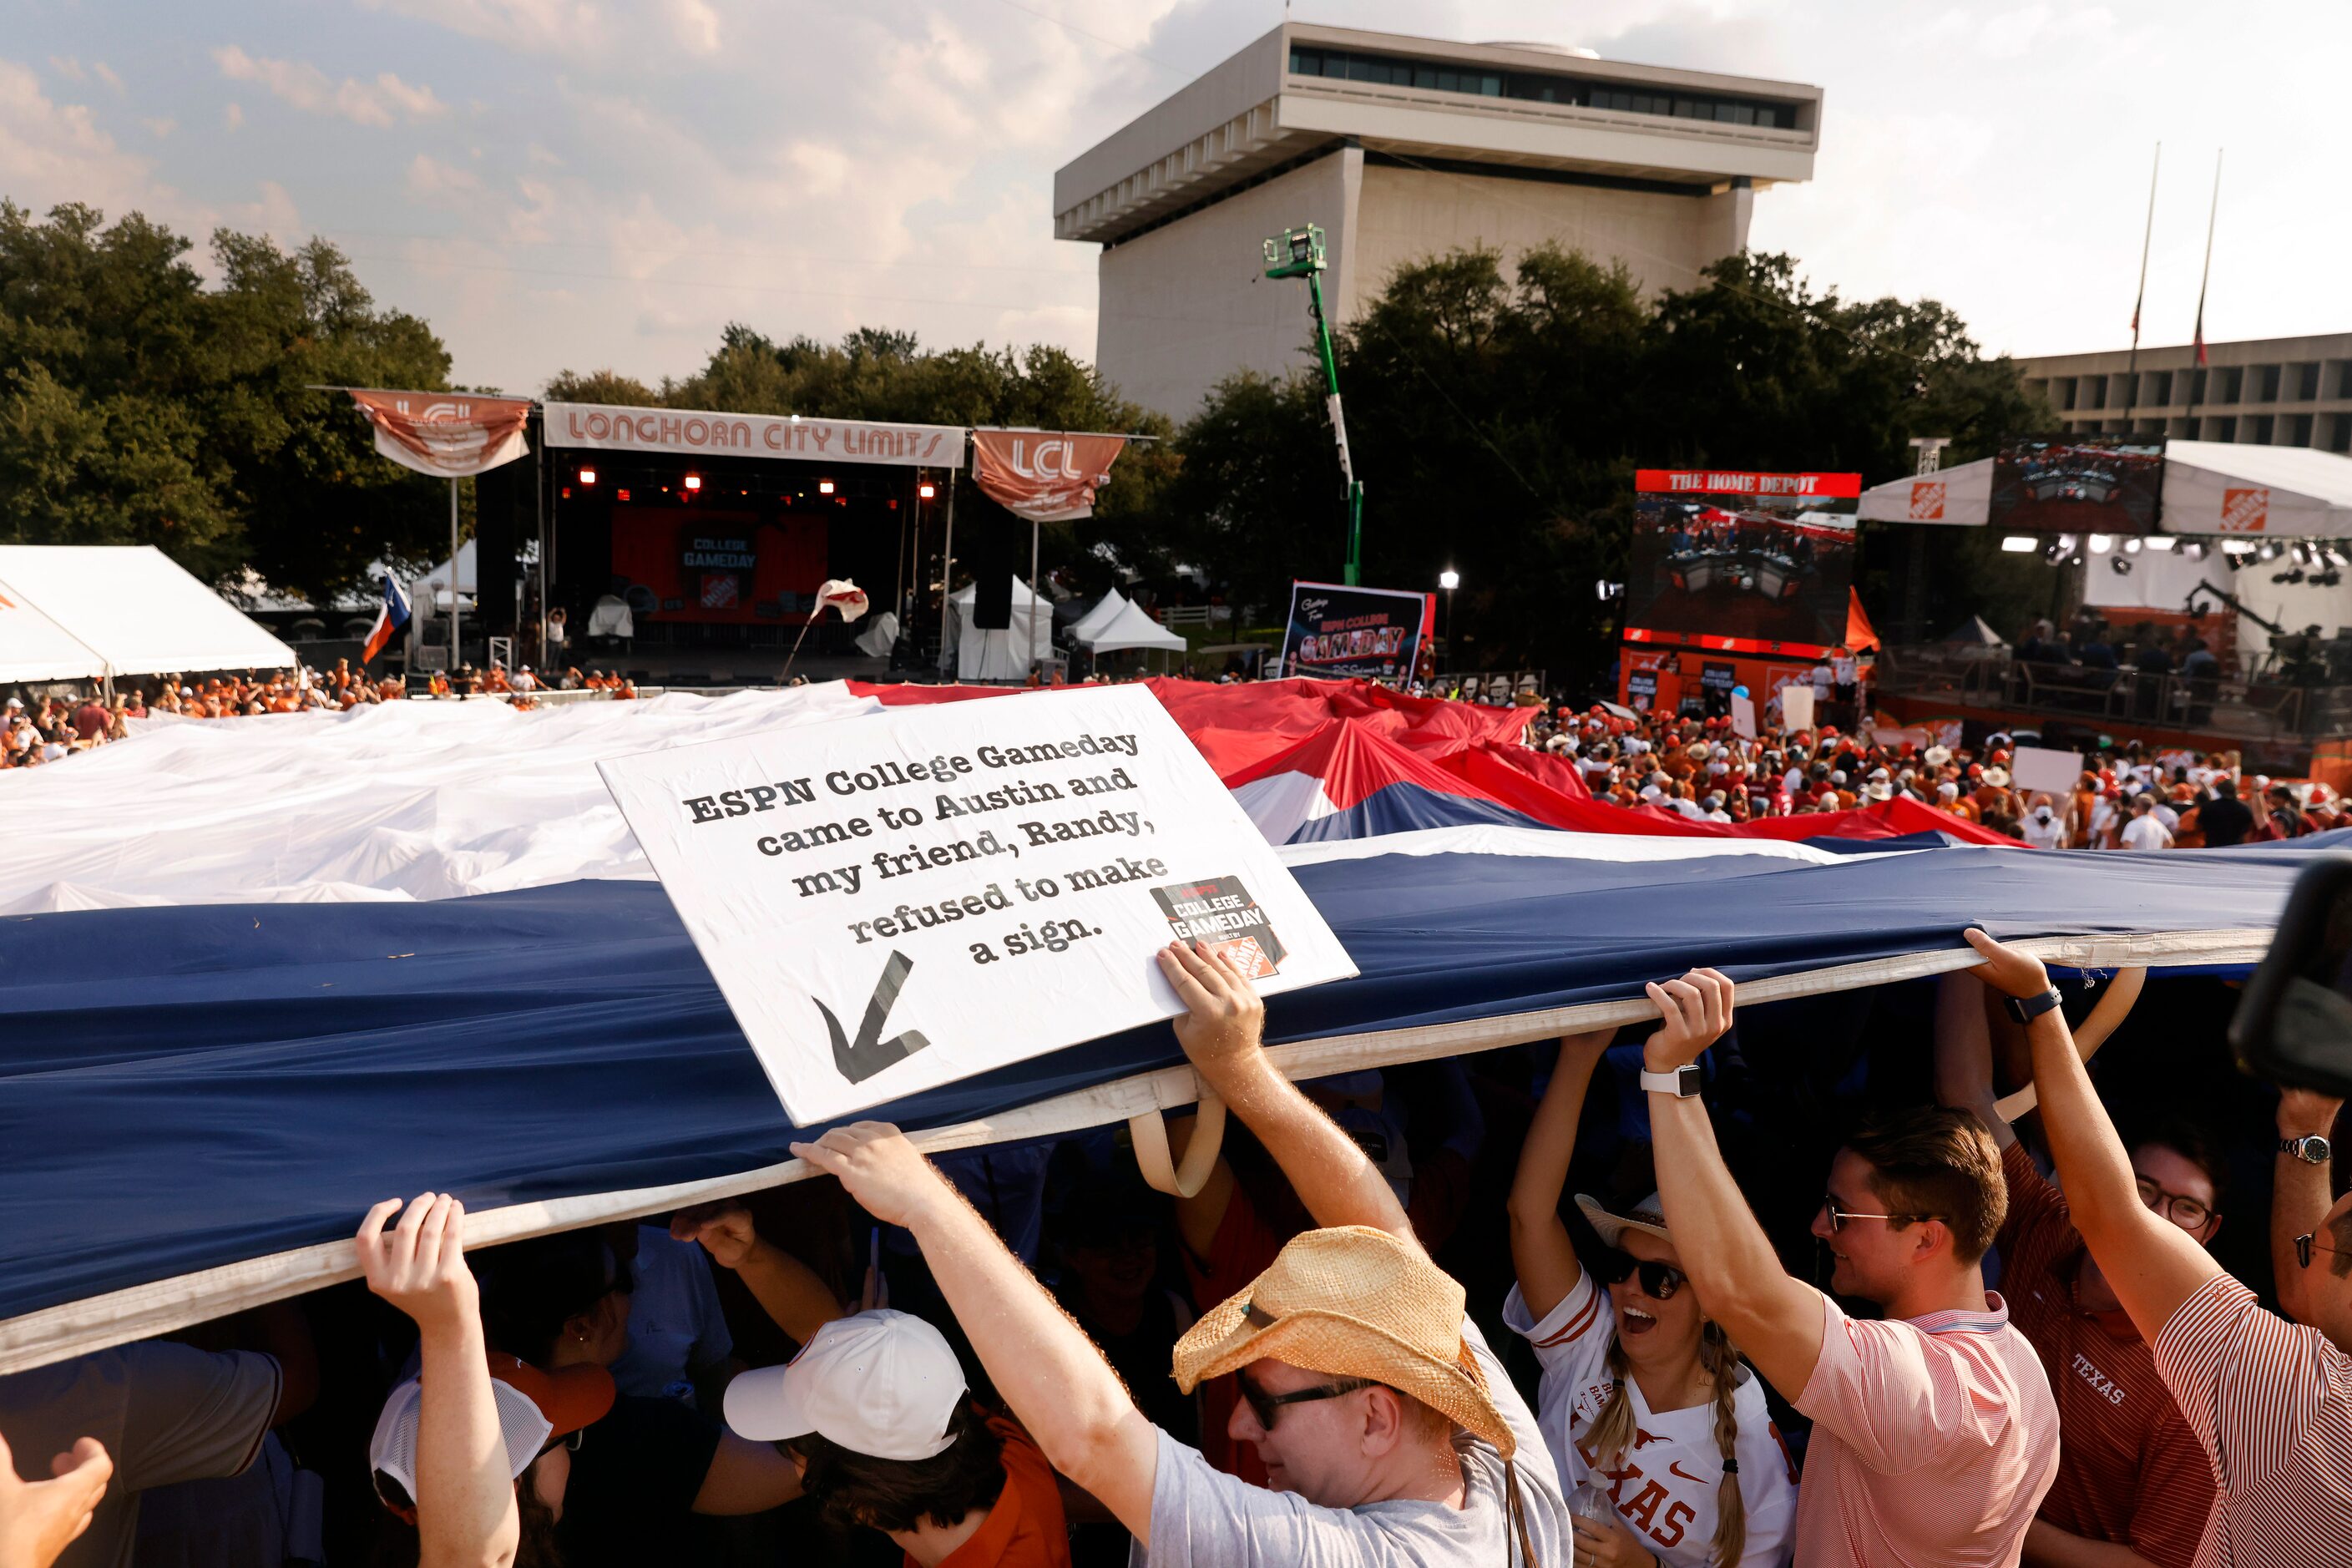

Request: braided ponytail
left=1697, top=1323, right=1748, bottom=1568
left=1585, top=1335, right=1638, bottom=1472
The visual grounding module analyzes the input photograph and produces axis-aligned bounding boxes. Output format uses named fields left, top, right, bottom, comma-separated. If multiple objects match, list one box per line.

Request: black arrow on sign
left=817, top=949, right=931, bottom=1085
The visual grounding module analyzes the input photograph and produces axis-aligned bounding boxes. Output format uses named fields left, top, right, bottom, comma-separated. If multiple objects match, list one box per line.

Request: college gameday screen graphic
left=1987, top=436, right=2165, bottom=534
left=609, top=509, right=832, bottom=625
left=1624, top=469, right=1862, bottom=657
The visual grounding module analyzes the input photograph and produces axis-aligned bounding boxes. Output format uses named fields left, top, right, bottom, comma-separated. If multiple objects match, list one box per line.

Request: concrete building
left=1054, top=23, right=1823, bottom=421
left=2018, top=333, right=2352, bottom=453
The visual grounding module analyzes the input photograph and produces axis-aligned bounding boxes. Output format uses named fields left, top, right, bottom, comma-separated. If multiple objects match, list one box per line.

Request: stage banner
left=599, top=685, right=1356, bottom=1124
left=1277, top=580, right=1432, bottom=682
left=545, top=401, right=964, bottom=468
left=971, top=430, right=1127, bottom=522
left=349, top=390, right=532, bottom=478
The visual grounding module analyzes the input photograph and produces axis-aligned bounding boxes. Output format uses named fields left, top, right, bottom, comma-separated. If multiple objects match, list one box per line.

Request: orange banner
left=349, top=389, right=532, bottom=479
left=969, top=429, right=1125, bottom=523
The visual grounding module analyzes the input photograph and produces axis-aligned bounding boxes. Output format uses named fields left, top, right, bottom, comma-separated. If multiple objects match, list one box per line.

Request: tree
left=0, top=202, right=455, bottom=598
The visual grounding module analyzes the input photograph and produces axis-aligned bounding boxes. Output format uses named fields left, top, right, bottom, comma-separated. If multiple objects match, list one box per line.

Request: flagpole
left=2181, top=149, right=2223, bottom=438
left=448, top=478, right=462, bottom=673
left=2122, top=142, right=2159, bottom=430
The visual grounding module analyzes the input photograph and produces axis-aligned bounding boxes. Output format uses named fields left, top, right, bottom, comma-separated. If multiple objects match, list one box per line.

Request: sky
left=5, top=1, right=2346, bottom=400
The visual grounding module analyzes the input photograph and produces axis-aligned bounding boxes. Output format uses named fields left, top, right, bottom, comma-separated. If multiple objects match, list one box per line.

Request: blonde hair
left=1585, top=1320, right=1748, bottom=1568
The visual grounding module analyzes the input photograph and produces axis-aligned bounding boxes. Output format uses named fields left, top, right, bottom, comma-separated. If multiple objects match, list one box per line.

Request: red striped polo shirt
left=2151, top=1272, right=2352, bottom=1565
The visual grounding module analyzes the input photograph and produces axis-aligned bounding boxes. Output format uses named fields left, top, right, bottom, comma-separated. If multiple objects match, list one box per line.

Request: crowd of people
left=4, top=934, right=2348, bottom=1568
left=1516, top=700, right=2343, bottom=847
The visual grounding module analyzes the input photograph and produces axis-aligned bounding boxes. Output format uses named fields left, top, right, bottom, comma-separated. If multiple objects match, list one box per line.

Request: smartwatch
left=2004, top=987, right=2065, bottom=1025
left=2281, top=1135, right=2333, bottom=1166
left=1640, top=1065, right=1702, bottom=1099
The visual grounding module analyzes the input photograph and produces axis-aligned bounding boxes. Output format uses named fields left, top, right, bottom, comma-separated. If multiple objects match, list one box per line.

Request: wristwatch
left=2004, top=987, right=2065, bottom=1025
left=1640, top=1065, right=1702, bottom=1099
left=2280, top=1134, right=2333, bottom=1166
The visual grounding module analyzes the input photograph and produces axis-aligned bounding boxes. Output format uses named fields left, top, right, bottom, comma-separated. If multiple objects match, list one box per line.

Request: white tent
left=944, top=578, right=1052, bottom=681
left=0, top=546, right=296, bottom=684
left=2157, top=442, right=2352, bottom=538
left=1858, top=460, right=1996, bottom=526
left=1067, top=589, right=1131, bottom=644
left=1079, top=597, right=1186, bottom=655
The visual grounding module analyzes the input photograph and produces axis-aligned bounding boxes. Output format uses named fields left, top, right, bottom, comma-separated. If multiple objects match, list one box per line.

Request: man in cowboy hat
left=791, top=941, right=1567, bottom=1568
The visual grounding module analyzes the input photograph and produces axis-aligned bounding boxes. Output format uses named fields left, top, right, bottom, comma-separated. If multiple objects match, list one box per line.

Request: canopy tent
left=2157, top=441, right=2352, bottom=538
left=0, top=830, right=2312, bottom=1373
left=1857, top=461, right=1997, bottom=527
left=1944, top=614, right=2008, bottom=645
left=943, top=578, right=1052, bottom=681
left=1065, top=589, right=1131, bottom=645
left=0, top=546, right=296, bottom=684
left=1077, top=597, right=1186, bottom=655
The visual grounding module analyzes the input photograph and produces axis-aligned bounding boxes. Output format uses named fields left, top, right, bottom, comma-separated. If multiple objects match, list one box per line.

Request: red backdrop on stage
left=608, top=507, right=830, bottom=624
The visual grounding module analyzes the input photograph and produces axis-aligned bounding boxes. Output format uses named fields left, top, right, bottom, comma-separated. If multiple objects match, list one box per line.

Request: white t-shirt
left=1810, top=665, right=1833, bottom=696
left=2152, top=801, right=2181, bottom=832
left=2121, top=815, right=2174, bottom=852
left=1832, top=656, right=1859, bottom=686
left=2088, top=797, right=2119, bottom=842
left=1504, top=1272, right=1797, bottom=1566
left=2021, top=812, right=2068, bottom=850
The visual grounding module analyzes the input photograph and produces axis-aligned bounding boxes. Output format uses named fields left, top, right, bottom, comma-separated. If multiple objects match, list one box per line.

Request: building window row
left=1284, top=45, right=1800, bottom=129
left=2054, top=411, right=2352, bottom=450
left=2041, top=360, right=2352, bottom=415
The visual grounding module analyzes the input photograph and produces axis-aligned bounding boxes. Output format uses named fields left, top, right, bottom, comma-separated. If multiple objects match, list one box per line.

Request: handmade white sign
left=599, top=685, right=1357, bottom=1124
left=2011, top=745, right=2085, bottom=796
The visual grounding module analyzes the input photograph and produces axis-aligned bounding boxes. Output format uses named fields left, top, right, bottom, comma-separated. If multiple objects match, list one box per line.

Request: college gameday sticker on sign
left=598, top=685, right=1355, bottom=1124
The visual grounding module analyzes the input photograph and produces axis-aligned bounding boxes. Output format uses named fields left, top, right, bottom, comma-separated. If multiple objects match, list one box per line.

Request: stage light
left=819, top=479, right=836, bottom=495
left=2294, top=543, right=2316, bottom=566
left=1439, top=569, right=1460, bottom=589
left=2258, top=540, right=2282, bottom=561
left=2145, top=536, right=2177, bottom=551
left=2124, top=537, right=2142, bottom=554
left=2089, top=534, right=2113, bottom=554
left=578, top=468, right=597, bottom=485
left=2112, top=557, right=2133, bottom=576
left=684, top=474, right=702, bottom=491
left=2183, top=540, right=2207, bottom=559
left=2001, top=535, right=2037, bottom=553
left=918, top=482, right=936, bottom=499
left=2223, top=552, right=2243, bottom=572
left=616, top=488, right=630, bottom=501
left=2041, top=541, right=2066, bottom=564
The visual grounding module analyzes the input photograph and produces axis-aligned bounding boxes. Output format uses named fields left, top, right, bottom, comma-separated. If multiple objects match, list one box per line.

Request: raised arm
left=1507, top=1029, right=1616, bottom=1322
left=358, top=1195, right=518, bottom=1568
left=669, top=1202, right=845, bottom=1344
left=1641, top=971, right=1827, bottom=1399
left=1932, top=971, right=2016, bottom=1149
left=1964, top=931, right=2223, bottom=1342
left=792, top=1124, right=1160, bottom=1544
left=0, top=1429, right=110, bottom=1568
left=2272, top=1088, right=2344, bottom=1327
left=1154, top=940, right=1414, bottom=1247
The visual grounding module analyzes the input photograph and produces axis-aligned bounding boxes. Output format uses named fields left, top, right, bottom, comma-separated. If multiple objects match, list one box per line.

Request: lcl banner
left=970, top=429, right=1127, bottom=523
left=348, top=390, right=533, bottom=478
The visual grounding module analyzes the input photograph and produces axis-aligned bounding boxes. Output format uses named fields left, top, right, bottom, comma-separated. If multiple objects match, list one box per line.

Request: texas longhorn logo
left=816, top=950, right=930, bottom=1085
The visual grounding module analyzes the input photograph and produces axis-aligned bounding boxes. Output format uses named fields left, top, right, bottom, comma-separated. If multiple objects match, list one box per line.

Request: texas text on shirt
left=1132, top=1318, right=1565, bottom=1568
left=1503, top=1268, right=1797, bottom=1565
left=1995, top=1143, right=2213, bottom=1566
left=2151, top=1272, right=2352, bottom=1564
left=1793, top=1290, right=2060, bottom=1566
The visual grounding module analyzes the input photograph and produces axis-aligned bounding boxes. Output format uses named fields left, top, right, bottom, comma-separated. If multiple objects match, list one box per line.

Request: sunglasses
left=1235, top=1370, right=1374, bottom=1431
left=2294, top=1232, right=2352, bottom=1270
left=1819, top=1195, right=1940, bottom=1232
left=1592, top=1249, right=1687, bottom=1301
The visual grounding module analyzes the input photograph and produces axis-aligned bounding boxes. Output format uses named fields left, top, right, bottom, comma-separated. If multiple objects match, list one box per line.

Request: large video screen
left=1626, top=470, right=1861, bottom=655
left=609, top=508, right=830, bottom=625
left=1987, top=437, right=2164, bottom=534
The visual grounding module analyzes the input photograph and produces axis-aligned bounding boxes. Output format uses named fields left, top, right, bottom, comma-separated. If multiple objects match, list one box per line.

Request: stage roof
left=0, top=546, right=296, bottom=684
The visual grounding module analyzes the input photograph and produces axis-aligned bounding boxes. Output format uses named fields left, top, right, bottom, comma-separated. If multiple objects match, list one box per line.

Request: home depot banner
left=348, top=390, right=532, bottom=478
left=970, top=430, right=1127, bottom=522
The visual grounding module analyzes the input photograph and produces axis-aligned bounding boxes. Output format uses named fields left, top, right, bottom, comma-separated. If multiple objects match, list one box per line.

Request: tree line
left=2, top=202, right=2054, bottom=680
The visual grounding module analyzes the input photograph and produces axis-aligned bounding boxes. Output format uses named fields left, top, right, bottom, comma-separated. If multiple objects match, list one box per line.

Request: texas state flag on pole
left=362, top=574, right=411, bottom=664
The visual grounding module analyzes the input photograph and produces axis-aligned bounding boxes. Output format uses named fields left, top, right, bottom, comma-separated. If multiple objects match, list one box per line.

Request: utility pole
left=1263, top=224, right=1364, bottom=585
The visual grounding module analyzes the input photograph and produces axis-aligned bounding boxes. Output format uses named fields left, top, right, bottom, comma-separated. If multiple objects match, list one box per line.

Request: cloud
left=0, top=56, right=189, bottom=225
left=406, top=153, right=483, bottom=204
left=93, top=62, right=124, bottom=94
left=224, top=102, right=243, bottom=130
left=140, top=116, right=175, bottom=139
left=210, top=45, right=448, bottom=127
left=47, top=56, right=84, bottom=83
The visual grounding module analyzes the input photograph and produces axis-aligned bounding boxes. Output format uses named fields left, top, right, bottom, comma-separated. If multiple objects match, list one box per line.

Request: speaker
left=972, top=520, right=1015, bottom=630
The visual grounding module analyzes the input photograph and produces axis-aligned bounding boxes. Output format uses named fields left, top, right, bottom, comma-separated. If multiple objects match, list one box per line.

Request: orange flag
left=1845, top=588, right=1881, bottom=654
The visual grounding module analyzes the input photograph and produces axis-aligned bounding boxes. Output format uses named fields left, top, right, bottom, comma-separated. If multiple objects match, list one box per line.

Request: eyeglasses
left=2294, top=1232, right=2352, bottom=1270
left=2135, top=1176, right=2215, bottom=1232
left=1819, top=1195, right=1939, bottom=1232
left=1592, top=1249, right=1687, bottom=1301
left=1235, top=1370, right=1374, bottom=1431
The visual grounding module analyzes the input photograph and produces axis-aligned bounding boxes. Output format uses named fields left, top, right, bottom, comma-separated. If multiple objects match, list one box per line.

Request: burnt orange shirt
left=914, top=1417, right=1070, bottom=1568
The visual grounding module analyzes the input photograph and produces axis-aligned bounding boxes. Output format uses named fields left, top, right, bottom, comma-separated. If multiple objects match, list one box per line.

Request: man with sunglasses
left=1638, top=967, right=2058, bottom=1566
left=1965, top=928, right=2352, bottom=1563
left=789, top=941, right=1569, bottom=1568
left=1934, top=970, right=2221, bottom=1567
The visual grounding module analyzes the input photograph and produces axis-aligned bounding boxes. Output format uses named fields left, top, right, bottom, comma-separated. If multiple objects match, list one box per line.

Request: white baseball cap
left=725, top=1310, right=966, bottom=1461
left=369, top=1354, right=611, bottom=1511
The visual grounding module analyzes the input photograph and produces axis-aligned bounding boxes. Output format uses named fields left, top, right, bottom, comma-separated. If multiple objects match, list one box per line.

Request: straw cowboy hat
left=1171, top=1226, right=1515, bottom=1455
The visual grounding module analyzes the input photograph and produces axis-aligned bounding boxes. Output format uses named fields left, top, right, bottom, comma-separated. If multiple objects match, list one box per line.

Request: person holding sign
left=790, top=942, right=1567, bottom=1568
